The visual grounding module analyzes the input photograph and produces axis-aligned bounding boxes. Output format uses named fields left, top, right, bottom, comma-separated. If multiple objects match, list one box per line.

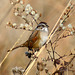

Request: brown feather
left=28, top=30, right=41, bottom=49
left=7, top=30, right=41, bottom=52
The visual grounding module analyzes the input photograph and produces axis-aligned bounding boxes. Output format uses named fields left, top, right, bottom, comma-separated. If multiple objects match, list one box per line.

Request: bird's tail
left=7, top=41, right=28, bottom=52
left=7, top=45, right=24, bottom=52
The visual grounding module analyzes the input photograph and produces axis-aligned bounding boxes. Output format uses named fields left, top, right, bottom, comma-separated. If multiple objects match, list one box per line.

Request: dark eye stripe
left=40, top=25, right=45, bottom=27
left=37, top=25, right=45, bottom=28
left=37, top=25, right=40, bottom=28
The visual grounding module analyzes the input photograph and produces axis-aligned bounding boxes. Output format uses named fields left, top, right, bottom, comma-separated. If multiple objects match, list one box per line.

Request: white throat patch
left=42, top=27, right=48, bottom=32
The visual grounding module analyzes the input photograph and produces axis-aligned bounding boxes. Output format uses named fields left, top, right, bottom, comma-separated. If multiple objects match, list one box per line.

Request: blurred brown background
left=0, top=0, right=75, bottom=75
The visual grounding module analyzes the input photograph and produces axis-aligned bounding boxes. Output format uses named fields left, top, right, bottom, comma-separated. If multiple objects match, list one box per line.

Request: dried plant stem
left=24, top=0, right=72, bottom=75
left=0, top=31, right=25, bottom=67
left=0, top=4, right=16, bottom=26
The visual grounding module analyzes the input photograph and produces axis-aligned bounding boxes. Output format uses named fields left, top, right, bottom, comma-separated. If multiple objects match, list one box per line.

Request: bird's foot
left=25, top=52, right=32, bottom=58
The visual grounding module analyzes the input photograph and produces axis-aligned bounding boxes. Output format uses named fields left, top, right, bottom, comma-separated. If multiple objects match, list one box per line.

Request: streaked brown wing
left=7, top=30, right=41, bottom=52
left=28, top=30, right=41, bottom=48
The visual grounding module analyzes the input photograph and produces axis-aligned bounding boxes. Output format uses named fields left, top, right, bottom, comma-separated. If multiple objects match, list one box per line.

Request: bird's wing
left=29, top=30, right=40, bottom=40
left=28, top=30, right=41, bottom=48
left=7, top=30, right=40, bottom=52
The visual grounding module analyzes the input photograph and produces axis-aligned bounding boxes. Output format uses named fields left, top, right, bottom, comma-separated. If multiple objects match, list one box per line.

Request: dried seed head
left=39, top=13, right=42, bottom=17
left=22, top=15, right=26, bottom=19
left=20, top=1, right=23, bottom=4
left=11, top=2, right=14, bottom=5
left=20, top=23, right=24, bottom=28
left=60, top=20, right=63, bottom=24
left=68, top=3, right=72, bottom=7
left=7, top=22, right=13, bottom=27
left=62, top=26, right=66, bottom=30
left=34, top=14, right=39, bottom=20
left=12, top=66, right=24, bottom=74
left=7, top=22, right=10, bottom=25
left=25, top=23, right=29, bottom=27
left=31, top=10, right=35, bottom=15
left=29, top=26, right=33, bottom=30
left=16, top=0, right=20, bottom=3
left=13, top=23, right=17, bottom=27
left=25, top=4, right=33, bottom=14
left=14, top=12, right=19, bottom=16
left=44, top=68, right=48, bottom=73
left=70, top=31, right=73, bottom=35
left=59, top=23, right=63, bottom=27
left=68, top=24, right=72, bottom=29
left=37, top=62, right=46, bottom=71
left=64, top=13, right=66, bottom=15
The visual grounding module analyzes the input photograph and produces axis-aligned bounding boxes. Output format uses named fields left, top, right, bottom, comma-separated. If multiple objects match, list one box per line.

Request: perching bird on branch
left=7, top=22, right=49, bottom=58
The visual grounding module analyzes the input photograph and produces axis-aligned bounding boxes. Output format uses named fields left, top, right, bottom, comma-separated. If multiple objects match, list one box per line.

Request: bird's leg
left=32, top=49, right=35, bottom=54
left=31, top=49, right=38, bottom=59
left=25, top=49, right=38, bottom=58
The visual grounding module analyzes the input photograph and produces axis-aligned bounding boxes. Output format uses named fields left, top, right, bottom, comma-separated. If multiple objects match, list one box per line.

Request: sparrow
left=7, top=22, right=49, bottom=58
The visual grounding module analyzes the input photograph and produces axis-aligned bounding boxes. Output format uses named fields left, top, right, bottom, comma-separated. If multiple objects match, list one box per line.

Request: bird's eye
left=41, top=27, right=42, bottom=29
left=42, top=25, right=45, bottom=27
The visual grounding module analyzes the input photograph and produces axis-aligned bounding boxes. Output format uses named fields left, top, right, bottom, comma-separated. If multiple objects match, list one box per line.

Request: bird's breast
left=39, top=32, right=48, bottom=47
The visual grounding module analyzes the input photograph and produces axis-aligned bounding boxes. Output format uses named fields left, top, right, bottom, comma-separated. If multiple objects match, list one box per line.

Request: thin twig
left=0, top=31, right=25, bottom=67
left=30, top=14, right=39, bottom=25
left=50, top=40, right=55, bottom=60
left=46, top=49, right=53, bottom=61
left=24, top=59, right=32, bottom=72
left=52, top=55, right=75, bottom=75
left=52, top=33, right=72, bottom=44
left=66, top=55, right=75, bottom=67
left=0, top=5, right=15, bottom=26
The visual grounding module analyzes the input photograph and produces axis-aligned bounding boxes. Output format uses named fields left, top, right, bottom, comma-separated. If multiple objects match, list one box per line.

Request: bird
left=7, top=22, right=49, bottom=58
